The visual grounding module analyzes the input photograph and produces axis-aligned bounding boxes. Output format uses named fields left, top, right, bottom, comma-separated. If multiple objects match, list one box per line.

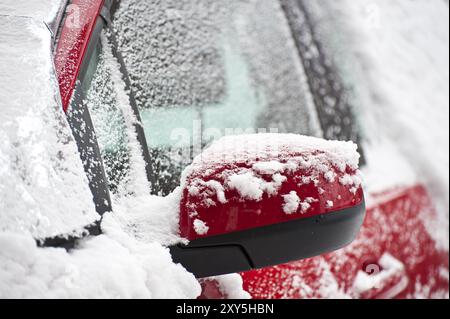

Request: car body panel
left=241, top=185, right=449, bottom=299
left=54, top=0, right=104, bottom=112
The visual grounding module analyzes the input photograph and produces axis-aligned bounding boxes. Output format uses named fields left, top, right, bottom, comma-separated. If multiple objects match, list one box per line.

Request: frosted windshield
left=114, top=0, right=323, bottom=195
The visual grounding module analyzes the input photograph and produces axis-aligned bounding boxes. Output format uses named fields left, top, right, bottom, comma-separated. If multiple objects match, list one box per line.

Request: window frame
left=42, top=2, right=115, bottom=248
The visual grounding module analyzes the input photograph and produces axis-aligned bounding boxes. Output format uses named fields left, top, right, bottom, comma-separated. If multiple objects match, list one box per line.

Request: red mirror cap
left=179, top=134, right=363, bottom=241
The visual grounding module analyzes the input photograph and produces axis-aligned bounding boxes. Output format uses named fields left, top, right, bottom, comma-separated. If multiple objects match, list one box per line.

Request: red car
left=3, top=0, right=449, bottom=299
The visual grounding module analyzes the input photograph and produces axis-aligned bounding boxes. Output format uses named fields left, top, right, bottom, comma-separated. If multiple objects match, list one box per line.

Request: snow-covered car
left=0, top=0, right=448, bottom=299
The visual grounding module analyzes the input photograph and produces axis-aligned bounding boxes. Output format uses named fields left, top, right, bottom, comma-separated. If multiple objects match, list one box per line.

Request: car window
left=82, top=39, right=132, bottom=195
left=70, top=31, right=147, bottom=198
left=114, top=0, right=324, bottom=196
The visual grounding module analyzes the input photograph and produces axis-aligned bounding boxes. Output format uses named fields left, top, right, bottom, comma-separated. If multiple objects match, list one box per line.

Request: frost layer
left=114, top=0, right=323, bottom=195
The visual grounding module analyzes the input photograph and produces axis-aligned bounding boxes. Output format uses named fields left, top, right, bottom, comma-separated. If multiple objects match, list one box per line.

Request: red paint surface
left=180, top=159, right=363, bottom=240
left=54, top=0, right=104, bottom=112
left=240, top=185, right=449, bottom=299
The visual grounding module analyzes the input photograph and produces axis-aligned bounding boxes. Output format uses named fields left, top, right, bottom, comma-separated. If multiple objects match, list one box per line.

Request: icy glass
left=83, top=41, right=131, bottom=195
left=114, top=0, right=323, bottom=195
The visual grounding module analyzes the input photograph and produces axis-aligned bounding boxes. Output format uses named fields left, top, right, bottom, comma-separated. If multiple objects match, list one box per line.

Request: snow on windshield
left=113, top=0, right=323, bottom=196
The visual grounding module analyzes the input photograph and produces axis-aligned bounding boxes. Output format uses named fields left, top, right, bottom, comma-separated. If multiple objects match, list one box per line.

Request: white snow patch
left=204, top=180, right=227, bottom=204
left=205, top=274, right=251, bottom=299
left=226, top=171, right=287, bottom=202
left=193, top=219, right=209, bottom=236
left=192, top=134, right=360, bottom=172
left=282, top=191, right=301, bottom=214
left=0, top=216, right=200, bottom=298
left=227, top=172, right=264, bottom=201
left=324, top=171, right=336, bottom=183
left=339, top=174, right=362, bottom=188
left=111, top=188, right=185, bottom=246
left=252, top=161, right=286, bottom=175
left=353, top=253, right=406, bottom=297
left=0, top=0, right=63, bottom=24
left=0, top=17, right=99, bottom=239
left=300, top=201, right=311, bottom=214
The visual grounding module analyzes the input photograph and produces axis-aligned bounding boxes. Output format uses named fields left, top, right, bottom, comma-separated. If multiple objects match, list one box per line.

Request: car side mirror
left=170, top=134, right=365, bottom=278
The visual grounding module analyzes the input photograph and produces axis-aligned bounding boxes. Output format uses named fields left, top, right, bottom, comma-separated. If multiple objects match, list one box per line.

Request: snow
left=183, top=134, right=361, bottom=208
left=110, top=190, right=185, bottom=247
left=305, top=0, right=449, bottom=249
left=0, top=0, right=64, bottom=25
left=0, top=215, right=200, bottom=298
left=206, top=274, right=251, bottom=299
left=324, top=171, right=336, bottom=183
left=227, top=172, right=266, bottom=202
left=203, top=181, right=227, bottom=204
left=353, top=253, right=406, bottom=297
left=0, top=17, right=99, bottom=239
left=193, top=134, right=360, bottom=172
left=193, top=219, right=209, bottom=236
left=282, top=191, right=300, bottom=215
left=299, top=201, right=311, bottom=214
left=252, top=161, right=286, bottom=175
left=339, top=173, right=363, bottom=194
left=3, top=0, right=446, bottom=300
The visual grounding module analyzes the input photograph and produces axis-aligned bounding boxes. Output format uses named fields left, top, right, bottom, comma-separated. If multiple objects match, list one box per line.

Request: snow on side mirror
left=170, top=134, right=365, bottom=278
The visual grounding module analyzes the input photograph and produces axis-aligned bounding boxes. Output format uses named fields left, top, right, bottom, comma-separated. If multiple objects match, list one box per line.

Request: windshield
left=114, top=0, right=323, bottom=195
